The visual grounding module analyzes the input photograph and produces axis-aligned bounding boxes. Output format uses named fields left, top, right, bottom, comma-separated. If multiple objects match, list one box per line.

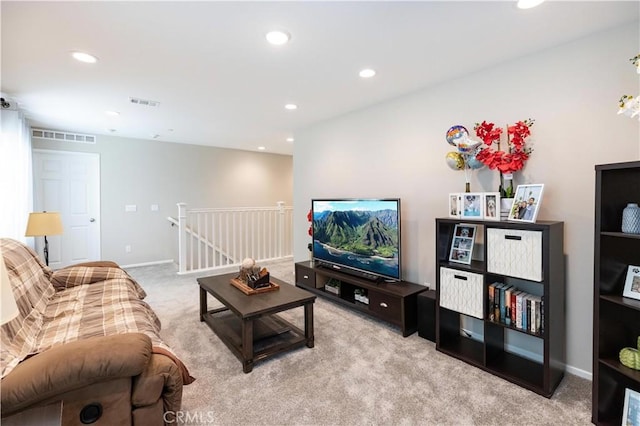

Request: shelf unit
left=294, top=261, right=425, bottom=336
left=435, top=218, right=565, bottom=398
left=593, top=161, right=640, bottom=425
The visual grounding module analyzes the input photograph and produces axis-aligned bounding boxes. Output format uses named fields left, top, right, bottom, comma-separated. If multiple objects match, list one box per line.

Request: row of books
left=488, top=282, right=544, bottom=335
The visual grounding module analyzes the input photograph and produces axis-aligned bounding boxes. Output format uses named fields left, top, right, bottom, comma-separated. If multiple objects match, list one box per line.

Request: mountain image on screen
left=314, top=210, right=398, bottom=258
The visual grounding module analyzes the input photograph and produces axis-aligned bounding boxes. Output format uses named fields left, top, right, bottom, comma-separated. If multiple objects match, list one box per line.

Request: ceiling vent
left=129, top=97, right=160, bottom=107
left=32, top=128, right=96, bottom=144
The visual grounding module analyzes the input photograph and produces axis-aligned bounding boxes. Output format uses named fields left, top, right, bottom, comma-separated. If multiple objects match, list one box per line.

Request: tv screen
left=311, top=199, right=401, bottom=282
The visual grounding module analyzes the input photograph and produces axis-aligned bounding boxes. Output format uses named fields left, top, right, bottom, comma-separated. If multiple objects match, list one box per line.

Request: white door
left=32, top=150, right=100, bottom=268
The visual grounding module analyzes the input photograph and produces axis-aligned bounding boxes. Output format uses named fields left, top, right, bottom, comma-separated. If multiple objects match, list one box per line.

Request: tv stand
left=295, top=261, right=426, bottom=336
left=314, top=261, right=384, bottom=283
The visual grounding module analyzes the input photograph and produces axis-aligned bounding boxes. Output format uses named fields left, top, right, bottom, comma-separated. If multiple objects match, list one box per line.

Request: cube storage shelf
left=295, top=261, right=425, bottom=336
left=435, top=218, right=565, bottom=398
left=593, top=161, right=640, bottom=425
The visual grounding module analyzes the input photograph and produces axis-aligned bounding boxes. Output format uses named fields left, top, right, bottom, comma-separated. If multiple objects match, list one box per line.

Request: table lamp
left=1, top=248, right=19, bottom=325
left=25, top=212, right=63, bottom=266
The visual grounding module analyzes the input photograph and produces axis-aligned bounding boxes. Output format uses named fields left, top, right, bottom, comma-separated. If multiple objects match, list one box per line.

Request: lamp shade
left=0, top=248, right=19, bottom=325
left=25, top=212, right=63, bottom=237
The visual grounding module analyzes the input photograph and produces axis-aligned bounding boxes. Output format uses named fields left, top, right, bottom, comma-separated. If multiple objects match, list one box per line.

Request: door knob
left=89, top=218, right=96, bottom=222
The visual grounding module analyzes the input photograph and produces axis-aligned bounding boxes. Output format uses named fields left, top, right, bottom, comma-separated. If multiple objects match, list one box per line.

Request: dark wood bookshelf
left=435, top=217, right=565, bottom=398
left=593, top=161, right=640, bottom=425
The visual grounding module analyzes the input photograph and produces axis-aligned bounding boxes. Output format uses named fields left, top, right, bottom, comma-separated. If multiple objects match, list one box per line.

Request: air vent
left=129, top=97, right=160, bottom=107
left=32, top=128, right=96, bottom=144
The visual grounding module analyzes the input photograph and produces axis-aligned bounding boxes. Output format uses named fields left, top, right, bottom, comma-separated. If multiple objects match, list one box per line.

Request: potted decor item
left=622, top=202, right=640, bottom=234
left=619, top=336, right=640, bottom=370
left=474, top=119, right=535, bottom=219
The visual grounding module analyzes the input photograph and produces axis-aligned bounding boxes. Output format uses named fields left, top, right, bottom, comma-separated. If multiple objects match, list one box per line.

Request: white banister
left=172, top=202, right=293, bottom=275
left=177, top=202, right=187, bottom=274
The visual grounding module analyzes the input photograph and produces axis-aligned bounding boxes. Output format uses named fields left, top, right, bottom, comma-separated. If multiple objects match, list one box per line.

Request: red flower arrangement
left=474, top=119, right=534, bottom=197
left=474, top=119, right=534, bottom=174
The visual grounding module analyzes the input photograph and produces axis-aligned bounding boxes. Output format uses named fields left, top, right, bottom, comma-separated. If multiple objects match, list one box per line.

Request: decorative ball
left=446, top=125, right=469, bottom=146
left=457, top=139, right=481, bottom=154
left=445, top=151, right=464, bottom=170
left=466, top=154, right=485, bottom=170
left=241, top=258, right=255, bottom=270
left=620, top=347, right=640, bottom=370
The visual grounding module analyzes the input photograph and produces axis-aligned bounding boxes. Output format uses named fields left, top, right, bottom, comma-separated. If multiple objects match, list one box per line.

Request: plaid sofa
left=0, top=238, right=193, bottom=425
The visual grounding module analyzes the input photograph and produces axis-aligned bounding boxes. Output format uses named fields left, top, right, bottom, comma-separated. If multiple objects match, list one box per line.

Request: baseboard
left=121, top=259, right=174, bottom=269
left=565, top=365, right=592, bottom=381
left=460, top=328, right=593, bottom=381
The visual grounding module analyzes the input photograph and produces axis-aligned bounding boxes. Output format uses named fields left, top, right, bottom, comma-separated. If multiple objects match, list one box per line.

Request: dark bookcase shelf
left=593, top=161, right=640, bottom=425
left=436, top=217, right=565, bottom=398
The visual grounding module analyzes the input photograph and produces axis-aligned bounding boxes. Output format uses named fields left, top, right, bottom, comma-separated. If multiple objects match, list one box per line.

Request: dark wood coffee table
left=197, top=272, right=316, bottom=373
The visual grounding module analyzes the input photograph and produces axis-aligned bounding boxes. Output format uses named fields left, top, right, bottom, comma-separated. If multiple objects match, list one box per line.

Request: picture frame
left=623, top=265, right=640, bottom=301
left=508, top=184, right=544, bottom=223
left=460, top=193, right=483, bottom=219
left=449, top=224, right=476, bottom=265
left=622, top=387, right=639, bottom=426
left=483, top=192, right=500, bottom=221
left=449, top=193, right=460, bottom=218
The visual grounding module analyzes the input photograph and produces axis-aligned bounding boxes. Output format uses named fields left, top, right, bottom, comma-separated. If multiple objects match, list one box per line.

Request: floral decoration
left=474, top=119, right=535, bottom=175
left=618, top=54, right=640, bottom=120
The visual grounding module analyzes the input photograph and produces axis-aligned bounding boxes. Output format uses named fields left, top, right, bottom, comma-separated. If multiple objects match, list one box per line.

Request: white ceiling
left=2, top=1, right=638, bottom=155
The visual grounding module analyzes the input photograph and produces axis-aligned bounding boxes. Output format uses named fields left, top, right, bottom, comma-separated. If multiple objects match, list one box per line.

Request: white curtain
left=0, top=109, right=32, bottom=241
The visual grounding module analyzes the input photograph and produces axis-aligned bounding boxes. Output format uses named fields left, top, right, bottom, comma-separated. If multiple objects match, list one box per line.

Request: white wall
left=293, top=23, right=640, bottom=376
left=32, top=135, right=293, bottom=265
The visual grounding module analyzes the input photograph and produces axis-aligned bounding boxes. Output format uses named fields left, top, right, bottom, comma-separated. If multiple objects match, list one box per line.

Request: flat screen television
left=311, top=198, right=401, bottom=282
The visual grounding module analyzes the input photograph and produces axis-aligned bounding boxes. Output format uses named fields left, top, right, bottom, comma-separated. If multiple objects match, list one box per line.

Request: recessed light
left=517, top=0, right=545, bottom=9
left=266, top=31, right=291, bottom=45
left=105, top=110, right=120, bottom=116
left=71, top=51, right=98, bottom=63
left=359, top=69, right=376, bottom=78
left=258, top=146, right=266, bottom=150
left=284, top=104, right=298, bottom=110
left=286, top=137, right=294, bottom=143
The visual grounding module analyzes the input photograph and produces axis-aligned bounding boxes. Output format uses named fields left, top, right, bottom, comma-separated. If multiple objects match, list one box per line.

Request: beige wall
left=293, top=23, right=640, bottom=376
left=32, top=136, right=293, bottom=265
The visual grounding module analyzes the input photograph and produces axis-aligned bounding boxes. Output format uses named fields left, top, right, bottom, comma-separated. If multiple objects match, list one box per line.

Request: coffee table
left=197, top=272, right=316, bottom=373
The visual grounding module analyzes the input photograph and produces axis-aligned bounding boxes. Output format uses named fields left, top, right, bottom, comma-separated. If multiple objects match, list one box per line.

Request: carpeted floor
left=126, top=260, right=592, bottom=425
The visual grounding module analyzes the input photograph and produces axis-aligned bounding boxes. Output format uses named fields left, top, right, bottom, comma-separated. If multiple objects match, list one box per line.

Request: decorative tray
left=230, top=278, right=280, bottom=295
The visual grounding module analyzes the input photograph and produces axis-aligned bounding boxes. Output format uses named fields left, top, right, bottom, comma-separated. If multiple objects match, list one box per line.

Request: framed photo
left=508, top=184, right=544, bottom=223
left=449, top=193, right=460, bottom=218
left=483, top=192, right=500, bottom=221
left=622, top=387, right=640, bottom=426
left=460, top=193, right=483, bottom=219
left=623, top=265, right=640, bottom=301
left=449, top=224, right=476, bottom=265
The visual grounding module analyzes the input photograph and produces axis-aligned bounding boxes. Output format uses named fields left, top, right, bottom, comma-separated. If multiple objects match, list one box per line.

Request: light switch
left=125, top=204, right=137, bottom=212
left=151, top=204, right=159, bottom=212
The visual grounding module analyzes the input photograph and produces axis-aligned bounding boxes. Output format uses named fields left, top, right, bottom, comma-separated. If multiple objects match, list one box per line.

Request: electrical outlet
left=125, top=245, right=131, bottom=253
left=423, top=281, right=431, bottom=289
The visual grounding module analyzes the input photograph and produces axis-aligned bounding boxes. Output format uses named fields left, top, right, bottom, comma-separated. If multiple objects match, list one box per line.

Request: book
left=510, top=290, right=519, bottom=325
left=530, top=295, right=542, bottom=334
left=515, top=292, right=523, bottom=329
left=494, top=283, right=505, bottom=322
left=503, top=286, right=514, bottom=325
left=488, top=283, right=496, bottom=321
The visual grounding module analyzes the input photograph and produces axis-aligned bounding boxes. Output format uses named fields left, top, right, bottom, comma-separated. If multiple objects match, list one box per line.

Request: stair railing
left=170, top=202, right=293, bottom=274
